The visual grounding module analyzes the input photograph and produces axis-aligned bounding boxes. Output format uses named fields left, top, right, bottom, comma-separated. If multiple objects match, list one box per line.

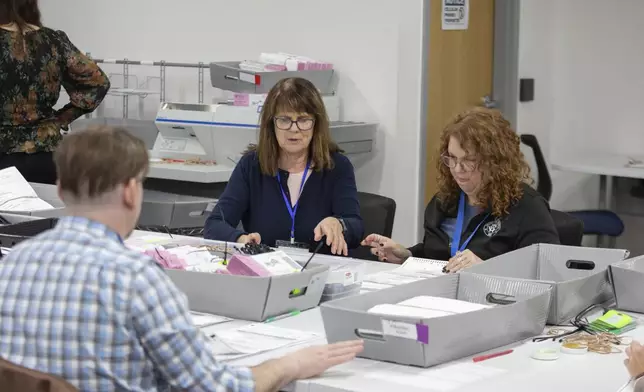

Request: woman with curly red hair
left=362, top=107, right=560, bottom=272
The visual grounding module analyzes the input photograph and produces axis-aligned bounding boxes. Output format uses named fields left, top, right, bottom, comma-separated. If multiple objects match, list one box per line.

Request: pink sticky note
left=233, top=93, right=250, bottom=106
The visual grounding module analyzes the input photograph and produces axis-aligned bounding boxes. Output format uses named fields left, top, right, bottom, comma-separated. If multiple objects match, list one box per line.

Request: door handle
left=481, top=95, right=498, bottom=109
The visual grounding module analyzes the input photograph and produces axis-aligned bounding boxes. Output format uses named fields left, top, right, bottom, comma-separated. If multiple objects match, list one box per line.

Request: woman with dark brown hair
left=0, top=0, right=110, bottom=184
left=204, top=77, right=363, bottom=256
left=363, top=107, right=559, bottom=271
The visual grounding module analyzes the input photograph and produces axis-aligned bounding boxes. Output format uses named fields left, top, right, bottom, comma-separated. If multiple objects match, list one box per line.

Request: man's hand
left=282, top=340, right=364, bottom=380
left=625, top=341, right=644, bottom=378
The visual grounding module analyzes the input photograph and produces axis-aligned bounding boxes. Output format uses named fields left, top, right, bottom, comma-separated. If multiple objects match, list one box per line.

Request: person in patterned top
left=0, top=0, right=110, bottom=184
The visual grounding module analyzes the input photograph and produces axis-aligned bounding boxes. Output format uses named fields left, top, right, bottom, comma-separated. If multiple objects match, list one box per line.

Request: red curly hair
left=435, top=107, right=531, bottom=217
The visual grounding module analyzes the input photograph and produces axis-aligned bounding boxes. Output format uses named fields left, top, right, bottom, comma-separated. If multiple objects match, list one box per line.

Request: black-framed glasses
left=440, top=154, right=478, bottom=172
left=274, top=116, right=315, bottom=132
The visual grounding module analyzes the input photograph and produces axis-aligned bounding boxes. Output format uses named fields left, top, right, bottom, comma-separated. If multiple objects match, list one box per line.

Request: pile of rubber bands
left=546, top=328, right=633, bottom=354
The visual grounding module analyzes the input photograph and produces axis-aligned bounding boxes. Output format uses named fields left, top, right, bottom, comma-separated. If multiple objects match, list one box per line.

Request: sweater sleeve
left=203, top=158, right=249, bottom=242
left=331, top=155, right=364, bottom=249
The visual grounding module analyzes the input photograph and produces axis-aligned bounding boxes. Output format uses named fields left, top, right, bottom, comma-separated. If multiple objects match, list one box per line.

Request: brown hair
left=0, top=0, right=42, bottom=54
left=54, top=126, right=149, bottom=201
left=436, top=107, right=531, bottom=217
left=251, top=77, right=339, bottom=176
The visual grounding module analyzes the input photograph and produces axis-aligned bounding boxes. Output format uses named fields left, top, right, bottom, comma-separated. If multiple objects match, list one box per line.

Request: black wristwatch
left=337, top=217, right=348, bottom=234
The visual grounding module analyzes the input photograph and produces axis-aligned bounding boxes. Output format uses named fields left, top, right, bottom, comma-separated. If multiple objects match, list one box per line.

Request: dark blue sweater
left=204, top=151, right=364, bottom=249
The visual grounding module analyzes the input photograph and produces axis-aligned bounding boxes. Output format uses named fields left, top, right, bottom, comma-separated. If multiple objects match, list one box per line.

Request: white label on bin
left=381, top=320, right=418, bottom=341
left=343, top=271, right=355, bottom=286
left=239, top=72, right=255, bottom=84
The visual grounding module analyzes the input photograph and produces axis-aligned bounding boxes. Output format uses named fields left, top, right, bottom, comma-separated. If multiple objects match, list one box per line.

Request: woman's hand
left=625, top=341, right=644, bottom=379
left=445, top=249, right=482, bottom=273
left=361, top=234, right=411, bottom=264
left=314, top=217, right=348, bottom=256
left=237, top=233, right=261, bottom=244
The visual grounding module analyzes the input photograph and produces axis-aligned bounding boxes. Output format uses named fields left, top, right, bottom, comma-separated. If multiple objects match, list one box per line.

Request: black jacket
left=409, top=184, right=560, bottom=261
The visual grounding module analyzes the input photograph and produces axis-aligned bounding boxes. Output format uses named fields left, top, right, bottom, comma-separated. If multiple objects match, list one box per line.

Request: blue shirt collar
left=56, top=216, right=124, bottom=244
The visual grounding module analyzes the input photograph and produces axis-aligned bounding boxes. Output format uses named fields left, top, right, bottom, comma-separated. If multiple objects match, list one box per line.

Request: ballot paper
left=361, top=257, right=447, bottom=293
left=368, top=296, right=491, bottom=319
left=0, top=167, right=54, bottom=211
left=209, top=323, right=321, bottom=362
left=364, top=362, right=507, bottom=391
left=190, top=311, right=233, bottom=328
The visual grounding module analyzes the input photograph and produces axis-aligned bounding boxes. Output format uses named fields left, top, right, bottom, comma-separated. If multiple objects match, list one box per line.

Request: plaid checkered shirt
left=0, top=216, right=255, bottom=392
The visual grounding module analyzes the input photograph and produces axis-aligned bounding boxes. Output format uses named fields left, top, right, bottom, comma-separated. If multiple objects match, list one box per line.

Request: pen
left=472, top=349, right=513, bottom=362
left=265, top=310, right=301, bottom=323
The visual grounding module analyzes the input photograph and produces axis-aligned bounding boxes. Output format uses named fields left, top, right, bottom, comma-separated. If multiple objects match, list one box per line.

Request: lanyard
left=450, top=192, right=490, bottom=257
left=277, top=160, right=311, bottom=244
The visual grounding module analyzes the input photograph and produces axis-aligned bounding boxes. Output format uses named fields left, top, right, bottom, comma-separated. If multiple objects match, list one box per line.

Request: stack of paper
left=361, top=257, right=447, bottom=293
left=190, top=311, right=233, bottom=328
left=0, top=167, right=54, bottom=211
left=368, top=296, right=491, bottom=319
left=209, top=323, right=321, bottom=362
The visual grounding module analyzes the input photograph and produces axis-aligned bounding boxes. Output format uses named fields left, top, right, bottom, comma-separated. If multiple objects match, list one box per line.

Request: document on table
left=0, top=167, right=54, bottom=211
left=209, top=323, right=321, bottom=362
left=190, top=311, right=233, bottom=328
left=364, top=362, right=507, bottom=391
left=362, top=257, right=447, bottom=293
left=368, top=296, right=491, bottom=319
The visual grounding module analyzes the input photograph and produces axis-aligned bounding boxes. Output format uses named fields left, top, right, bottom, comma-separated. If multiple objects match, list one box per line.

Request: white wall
left=41, top=0, right=426, bottom=245
left=517, top=0, right=644, bottom=211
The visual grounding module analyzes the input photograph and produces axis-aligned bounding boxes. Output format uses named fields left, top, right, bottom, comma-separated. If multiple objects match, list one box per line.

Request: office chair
left=520, top=134, right=624, bottom=247
left=351, top=192, right=396, bottom=261
left=0, top=357, right=79, bottom=392
left=550, top=209, right=584, bottom=246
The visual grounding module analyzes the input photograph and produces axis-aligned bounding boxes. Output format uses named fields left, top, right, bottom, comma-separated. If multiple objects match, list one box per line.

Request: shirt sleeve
left=130, top=262, right=255, bottom=392
left=53, top=30, right=110, bottom=129
left=204, top=158, right=249, bottom=242
left=331, top=155, right=364, bottom=248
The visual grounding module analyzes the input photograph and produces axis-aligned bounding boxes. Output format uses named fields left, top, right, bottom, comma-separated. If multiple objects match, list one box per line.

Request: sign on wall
left=442, top=0, right=469, bottom=31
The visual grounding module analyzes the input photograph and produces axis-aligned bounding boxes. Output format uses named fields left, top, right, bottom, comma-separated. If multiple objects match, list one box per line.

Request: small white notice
left=442, top=0, right=469, bottom=31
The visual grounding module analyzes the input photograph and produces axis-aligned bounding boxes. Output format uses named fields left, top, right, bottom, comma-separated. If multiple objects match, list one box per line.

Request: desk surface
left=553, top=154, right=644, bottom=179
left=128, top=231, right=636, bottom=392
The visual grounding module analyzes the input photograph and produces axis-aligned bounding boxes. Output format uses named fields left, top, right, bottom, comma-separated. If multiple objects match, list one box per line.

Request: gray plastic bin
left=610, top=255, right=644, bottom=313
left=321, top=272, right=552, bottom=368
left=467, top=244, right=629, bottom=324
left=0, top=182, right=66, bottom=218
left=166, top=264, right=329, bottom=321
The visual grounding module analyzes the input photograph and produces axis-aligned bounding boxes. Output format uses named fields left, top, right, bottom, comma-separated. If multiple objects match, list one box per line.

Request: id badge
left=276, top=239, right=309, bottom=249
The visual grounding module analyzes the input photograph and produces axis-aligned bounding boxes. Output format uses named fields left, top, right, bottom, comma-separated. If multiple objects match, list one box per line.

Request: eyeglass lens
left=274, top=116, right=315, bottom=131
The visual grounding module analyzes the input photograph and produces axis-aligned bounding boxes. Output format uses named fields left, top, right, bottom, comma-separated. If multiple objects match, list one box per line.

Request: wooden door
left=424, top=0, right=496, bottom=204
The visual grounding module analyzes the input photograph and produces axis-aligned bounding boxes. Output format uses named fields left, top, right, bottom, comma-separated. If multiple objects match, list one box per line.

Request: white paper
left=190, top=311, right=232, bottom=328
left=365, top=362, right=506, bottom=391
left=371, top=304, right=452, bottom=319
left=167, top=245, right=219, bottom=266
left=0, top=167, right=54, bottom=211
left=442, top=0, right=469, bottom=31
left=209, top=323, right=320, bottom=361
left=400, top=257, right=448, bottom=275
left=368, top=296, right=490, bottom=319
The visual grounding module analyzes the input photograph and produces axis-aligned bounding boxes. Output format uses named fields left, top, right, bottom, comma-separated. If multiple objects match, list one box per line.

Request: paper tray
left=610, top=255, right=644, bottom=313
left=320, top=272, right=552, bottom=368
left=0, top=216, right=58, bottom=247
left=466, top=244, right=629, bottom=324
left=166, top=264, right=330, bottom=322
left=210, top=61, right=334, bottom=94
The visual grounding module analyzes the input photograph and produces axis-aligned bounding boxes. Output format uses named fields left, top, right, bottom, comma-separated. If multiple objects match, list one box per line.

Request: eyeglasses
left=440, top=154, right=478, bottom=172
left=274, top=116, right=315, bottom=132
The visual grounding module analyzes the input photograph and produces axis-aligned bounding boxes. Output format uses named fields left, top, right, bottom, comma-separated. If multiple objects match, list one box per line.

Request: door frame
left=416, top=0, right=521, bottom=240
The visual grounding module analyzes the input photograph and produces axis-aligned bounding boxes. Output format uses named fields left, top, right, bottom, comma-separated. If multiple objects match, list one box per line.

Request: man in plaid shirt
left=0, top=126, right=363, bottom=392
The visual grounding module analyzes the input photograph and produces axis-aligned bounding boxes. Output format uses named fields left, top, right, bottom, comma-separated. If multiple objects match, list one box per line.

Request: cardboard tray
left=320, top=272, right=552, bottom=368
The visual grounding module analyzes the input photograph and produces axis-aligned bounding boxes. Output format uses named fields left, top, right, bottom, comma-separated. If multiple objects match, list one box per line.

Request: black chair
left=551, top=209, right=584, bottom=246
left=520, top=134, right=624, bottom=247
left=350, top=192, right=396, bottom=260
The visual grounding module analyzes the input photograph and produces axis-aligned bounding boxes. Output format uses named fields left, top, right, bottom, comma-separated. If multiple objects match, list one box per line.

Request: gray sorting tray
left=210, top=61, right=334, bottom=94
left=137, top=190, right=216, bottom=229
left=166, top=264, right=330, bottom=321
left=2, top=183, right=216, bottom=229
left=467, top=244, right=629, bottom=324
left=609, top=255, right=644, bottom=313
left=321, top=272, right=552, bottom=368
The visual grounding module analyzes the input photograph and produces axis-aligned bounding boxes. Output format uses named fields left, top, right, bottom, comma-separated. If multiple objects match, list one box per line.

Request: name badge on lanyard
left=450, top=192, right=490, bottom=258
left=277, top=160, right=311, bottom=246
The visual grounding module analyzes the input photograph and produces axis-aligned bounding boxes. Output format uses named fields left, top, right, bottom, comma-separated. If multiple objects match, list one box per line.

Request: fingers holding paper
left=445, top=250, right=482, bottom=273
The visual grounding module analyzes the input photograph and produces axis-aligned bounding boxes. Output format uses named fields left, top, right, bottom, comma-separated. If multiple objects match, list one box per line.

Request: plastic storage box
left=0, top=216, right=58, bottom=247
left=321, top=272, right=552, bottom=368
left=467, top=244, right=629, bottom=324
left=609, top=255, right=644, bottom=313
